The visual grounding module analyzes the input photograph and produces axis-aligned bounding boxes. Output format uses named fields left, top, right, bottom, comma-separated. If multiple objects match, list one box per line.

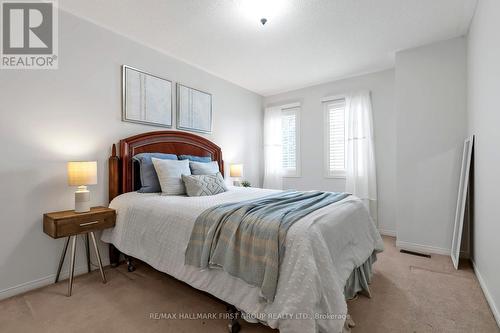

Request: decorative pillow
left=152, top=158, right=191, bottom=195
left=190, top=161, right=220, bottom=175
left=182, top=173, right=227, bottom=197
left=133, top=153, right=178, bottom=193
left=178, top=155, right=212, bottom=163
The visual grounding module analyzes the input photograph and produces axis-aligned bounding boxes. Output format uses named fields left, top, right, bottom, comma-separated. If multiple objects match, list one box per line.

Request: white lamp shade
left=230, top=164, right=243, bottom=178
left=67, top=161, right=97, bottom=186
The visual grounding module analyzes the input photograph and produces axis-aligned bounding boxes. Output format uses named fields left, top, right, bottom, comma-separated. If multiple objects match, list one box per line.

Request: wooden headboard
left=108, top=131, right=224, bottom=201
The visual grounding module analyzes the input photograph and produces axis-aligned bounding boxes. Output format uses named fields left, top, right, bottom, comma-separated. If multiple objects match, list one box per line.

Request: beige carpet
left=0, top=236, right=498, bottom=333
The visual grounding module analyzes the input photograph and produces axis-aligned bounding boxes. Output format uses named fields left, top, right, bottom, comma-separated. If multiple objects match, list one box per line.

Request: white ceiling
left=61, top=0, right=477, bottom=96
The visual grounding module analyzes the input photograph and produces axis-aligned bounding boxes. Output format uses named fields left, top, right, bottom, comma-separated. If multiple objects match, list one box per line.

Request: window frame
left=323, top=95, right=347, bottom=179
left=280, top=103, right=301, bottom=178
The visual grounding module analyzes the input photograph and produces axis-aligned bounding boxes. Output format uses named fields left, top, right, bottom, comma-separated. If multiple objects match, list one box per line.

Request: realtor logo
left=1, top=0, right=58, bottom=69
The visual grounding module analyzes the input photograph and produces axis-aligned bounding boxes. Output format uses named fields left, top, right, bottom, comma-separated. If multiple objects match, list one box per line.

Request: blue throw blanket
left=185, top=191, right=350, bottom=302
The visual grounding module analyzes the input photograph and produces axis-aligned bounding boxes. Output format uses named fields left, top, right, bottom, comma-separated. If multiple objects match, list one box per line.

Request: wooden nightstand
left=43, top=206, right=116, bottom=296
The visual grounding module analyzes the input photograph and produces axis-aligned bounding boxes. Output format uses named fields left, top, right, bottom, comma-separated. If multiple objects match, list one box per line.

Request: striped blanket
left=185, top=190, right=350, bottom=302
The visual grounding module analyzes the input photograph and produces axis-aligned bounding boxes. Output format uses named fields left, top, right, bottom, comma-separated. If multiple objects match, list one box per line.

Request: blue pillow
left=189, top=161, right=220, bottom=175
left=133, top=153, right=178, bottom=193
left=178, top=154, right=212, bottom=163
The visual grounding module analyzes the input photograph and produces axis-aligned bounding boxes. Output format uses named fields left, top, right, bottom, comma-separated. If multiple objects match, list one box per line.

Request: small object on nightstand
left=241, top=180, right=251, bottom=187
left=230, top=164, right=243, bottom=186
left=67, top=161, right=97, bottom=213
left=43, top=206, right=116, bottom=296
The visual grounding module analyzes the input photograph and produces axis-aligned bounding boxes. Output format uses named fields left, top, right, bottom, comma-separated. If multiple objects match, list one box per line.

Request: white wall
left=395, top=37, right=467, bottom=254
left=467, top=0, right=500, bottom=324
left=264, top=70, right=397, bottom=234
left=0, top=10, right=263, bottom=299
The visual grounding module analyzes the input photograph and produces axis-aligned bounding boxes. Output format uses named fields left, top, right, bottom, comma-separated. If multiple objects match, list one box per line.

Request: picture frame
left=122, top=65, right=173, bottom=128
left=176, top=83, right=212, bottom=134
left=451, top=135, right=474, bottom=269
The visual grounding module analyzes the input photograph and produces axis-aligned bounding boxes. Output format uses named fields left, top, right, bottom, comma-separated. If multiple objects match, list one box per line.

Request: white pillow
left=152, top=158, right=191, bottom=195
left=189, top=160, right=220, bottom=175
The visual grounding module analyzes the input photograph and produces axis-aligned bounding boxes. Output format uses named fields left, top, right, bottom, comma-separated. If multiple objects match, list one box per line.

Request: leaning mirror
left=451, top=135, right=474, bottom=269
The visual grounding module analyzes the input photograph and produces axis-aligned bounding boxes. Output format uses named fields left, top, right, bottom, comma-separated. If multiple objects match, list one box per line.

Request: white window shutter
left=282, top=112, right=296, bottom=170
left=325, top=98, right=346, bottom=176
left=280, top=106, right=300, bottom=177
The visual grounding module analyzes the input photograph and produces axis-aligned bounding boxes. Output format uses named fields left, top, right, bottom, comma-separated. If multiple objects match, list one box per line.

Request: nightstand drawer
left=56, top=214, right=115, bottom=237
left=43, top=206, right=116, bottom=239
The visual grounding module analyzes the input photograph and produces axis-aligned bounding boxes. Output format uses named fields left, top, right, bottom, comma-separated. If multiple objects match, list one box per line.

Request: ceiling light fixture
left=238, top=0, right=286, bottom=26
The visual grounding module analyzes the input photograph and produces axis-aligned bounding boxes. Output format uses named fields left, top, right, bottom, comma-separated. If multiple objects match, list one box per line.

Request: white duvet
left=102, top=187, right=384, bottom=333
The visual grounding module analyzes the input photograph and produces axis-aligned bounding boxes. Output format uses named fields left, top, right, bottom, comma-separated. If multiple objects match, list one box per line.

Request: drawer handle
left=80, top=221, right=99, bottom=227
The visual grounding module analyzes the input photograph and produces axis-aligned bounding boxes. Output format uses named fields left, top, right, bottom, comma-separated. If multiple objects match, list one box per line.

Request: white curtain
left=263, top=107, right=283, bottom=189
left=345, top=91, right=378, bottom=223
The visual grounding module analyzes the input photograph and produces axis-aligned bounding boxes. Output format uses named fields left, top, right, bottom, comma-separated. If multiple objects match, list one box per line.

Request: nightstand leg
left=89, top=232, right=107, bottom=283
left=85, top=234, right=91, bottom=273
left=67, top=236, right=77, bottom=297
left=55, top=236, right=70, bottom=283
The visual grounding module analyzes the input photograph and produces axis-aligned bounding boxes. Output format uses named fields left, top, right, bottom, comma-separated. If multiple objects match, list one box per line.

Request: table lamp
left=67, top=161, right=97, bottom=213
left=229, top=164, right=243, bottom=186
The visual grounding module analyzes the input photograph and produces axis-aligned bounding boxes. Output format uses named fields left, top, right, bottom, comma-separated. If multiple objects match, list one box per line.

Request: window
left=281, top=105, right=300, bottom=177
left=324, top=98, right=347, bottom=177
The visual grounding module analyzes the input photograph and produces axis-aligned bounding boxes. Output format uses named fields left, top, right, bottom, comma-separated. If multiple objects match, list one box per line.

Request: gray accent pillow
left=182, top=172, right=228, bottom=197
left=133, top=153, right=178, bottom=193
left=190, top=161, right=220, bottom=175
left=178, top=155, right=212, bottom=162
left=152, top=158, right=191, bottom=195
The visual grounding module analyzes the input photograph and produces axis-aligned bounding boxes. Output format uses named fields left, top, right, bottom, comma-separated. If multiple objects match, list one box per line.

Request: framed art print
left=176, top=83, right=212, bottom=133
left=122, top=65, right=173, bottom=128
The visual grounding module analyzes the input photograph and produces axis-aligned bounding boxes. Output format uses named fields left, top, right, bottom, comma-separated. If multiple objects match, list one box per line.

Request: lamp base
left=75, top=186, right=91, bottom=213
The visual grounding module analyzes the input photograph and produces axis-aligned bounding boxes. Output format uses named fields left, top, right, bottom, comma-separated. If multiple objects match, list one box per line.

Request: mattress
left=101, top=187, right=384, bottom=333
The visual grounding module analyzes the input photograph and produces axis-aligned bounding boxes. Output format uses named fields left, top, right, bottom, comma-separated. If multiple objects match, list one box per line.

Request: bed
left=103, top=131, right=384, bottom=333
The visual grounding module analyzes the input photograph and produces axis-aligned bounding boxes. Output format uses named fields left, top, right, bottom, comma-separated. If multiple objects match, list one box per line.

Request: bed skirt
left=344, top=252, right=378, bottom=300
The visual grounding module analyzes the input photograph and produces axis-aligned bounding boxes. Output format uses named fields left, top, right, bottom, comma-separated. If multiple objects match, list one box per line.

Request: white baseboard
left=0, top=239, right=110, bottom=301
left=0, top=265, right=89, bottom=301
left=472, top=260, right=500, bottom=328
left=378, top=228, right=396, bottom=237
left=396, top=240, right=450, bottom=256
